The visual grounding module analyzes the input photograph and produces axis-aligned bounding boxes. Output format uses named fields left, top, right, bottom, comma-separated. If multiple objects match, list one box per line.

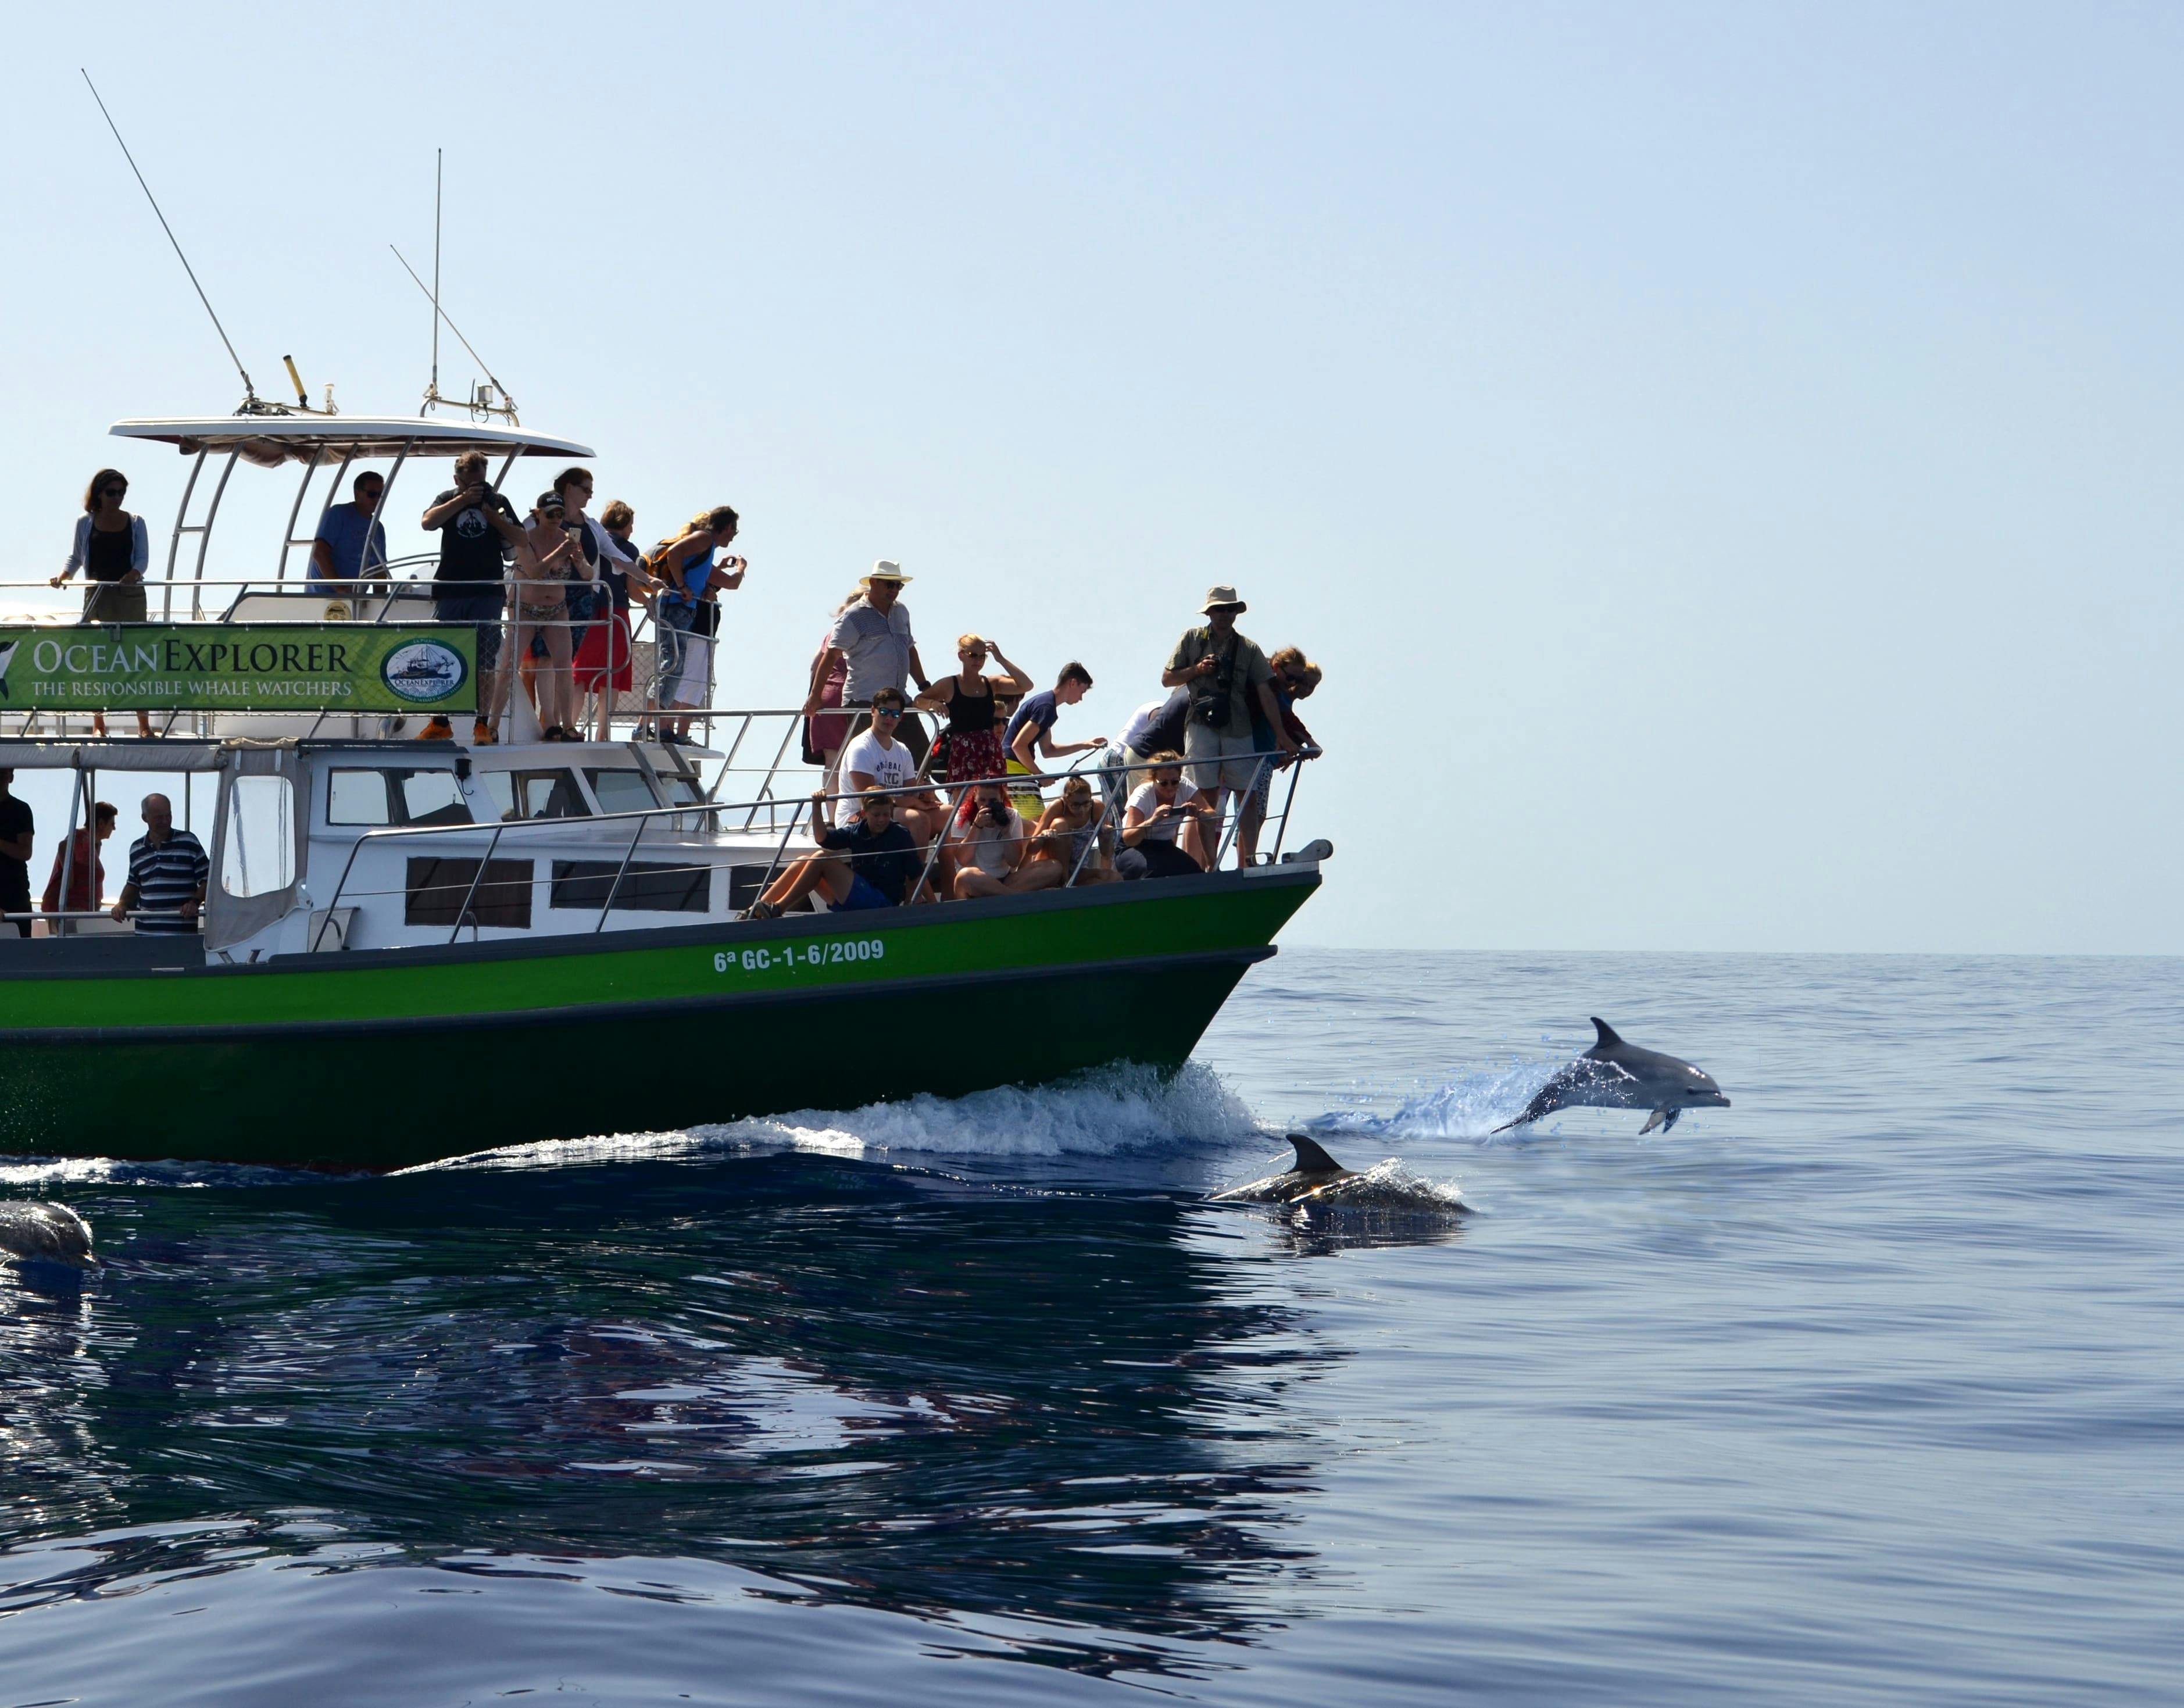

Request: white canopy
left=110, top=415, right=595, bottom=467
left=0, top=741, right=227, bottom=772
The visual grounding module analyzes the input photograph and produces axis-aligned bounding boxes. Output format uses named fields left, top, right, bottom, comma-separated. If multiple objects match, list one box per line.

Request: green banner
left=0, top=625, right=477, bottom=713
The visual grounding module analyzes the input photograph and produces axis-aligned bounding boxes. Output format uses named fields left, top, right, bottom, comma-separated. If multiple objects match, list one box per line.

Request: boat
left=0, top=412, right=1323, bottom=1170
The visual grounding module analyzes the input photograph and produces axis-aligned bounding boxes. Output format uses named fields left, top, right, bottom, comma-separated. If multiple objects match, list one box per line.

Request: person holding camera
left=1118, top=753, right=1219, bottom=879
left=947, top=780, right=1066, bottom=899
left=420, top=451, right=527, bottom=743
left=1160, top=586, right=1298, bottom=866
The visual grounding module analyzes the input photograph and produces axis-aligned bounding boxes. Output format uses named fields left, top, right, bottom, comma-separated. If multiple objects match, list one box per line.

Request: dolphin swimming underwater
left=0, top=1201, right=98, bottom=1266
left=1492, top=1019, right=1729, bottom=1135
left=1211, top=1134, right=1363, bottom=1203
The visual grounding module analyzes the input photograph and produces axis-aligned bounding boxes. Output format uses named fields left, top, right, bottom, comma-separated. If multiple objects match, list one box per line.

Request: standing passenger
left=1005, top=663, right=1105, bottom=821
left=1160, top=586, right=1296, bottom=867
left=0, top=769, right=34, bottom=939
left=914, top=635, right=1030, bottom=787
left=110, top=794, right=208, bottom=934
left=802, top=563, right=931, bottom=766
left=800, top=591, right=862, bottom=779
left=50, top=469, right=153, bottom=738
left=42, top=801, right=117, bottom=920
left=421, top=452, right=524, bottom=744
left=573, top=499, right=653, bottom=739
left=641, top=506, right=745, bottom=745
left=513, top=493, right=588, bottom=741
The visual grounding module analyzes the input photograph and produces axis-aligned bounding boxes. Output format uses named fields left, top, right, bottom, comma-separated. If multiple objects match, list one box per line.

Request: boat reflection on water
left=0, top=1149, right=1354, bottom=1675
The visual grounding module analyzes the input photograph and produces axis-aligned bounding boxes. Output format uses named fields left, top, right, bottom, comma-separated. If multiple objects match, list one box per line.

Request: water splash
left=1309, top=1060, right=1562, bottom=1144
left=421, top=1062, right=1261, bottom=1172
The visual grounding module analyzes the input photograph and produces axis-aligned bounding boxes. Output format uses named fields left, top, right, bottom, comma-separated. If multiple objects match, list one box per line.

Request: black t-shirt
left=818, top=820, right=920, bottom=903
left=0, top=792, right=33, bottom=907
left=430, top=488, right=520, bottom=587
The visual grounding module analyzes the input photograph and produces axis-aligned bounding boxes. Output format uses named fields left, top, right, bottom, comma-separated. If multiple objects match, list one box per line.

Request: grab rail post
left=446, top=820, right=507, bottom=945
left=594, top=806, right=652, bottom=934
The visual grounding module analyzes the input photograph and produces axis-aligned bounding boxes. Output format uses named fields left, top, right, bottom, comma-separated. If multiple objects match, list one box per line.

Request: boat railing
left=305, top=747, right=1317, bottom=951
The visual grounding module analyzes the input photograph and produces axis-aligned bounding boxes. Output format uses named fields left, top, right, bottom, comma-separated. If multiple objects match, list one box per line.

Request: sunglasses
left=102, top=486, right=127, bottom=497
left=871, top=706, right=903, bottom=717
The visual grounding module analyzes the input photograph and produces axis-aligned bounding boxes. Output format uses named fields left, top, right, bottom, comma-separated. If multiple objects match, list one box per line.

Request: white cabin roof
left=110, top=415, right=595, bottom=466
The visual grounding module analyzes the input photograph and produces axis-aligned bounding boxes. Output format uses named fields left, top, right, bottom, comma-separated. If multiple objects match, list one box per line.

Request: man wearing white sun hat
left=805, top=560, right=932, bottom=768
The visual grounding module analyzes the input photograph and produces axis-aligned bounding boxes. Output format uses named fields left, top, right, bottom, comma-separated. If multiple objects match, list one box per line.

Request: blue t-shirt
left=311, top=503, right=388, bottom=584
left=1003, top=689, right=1060, bottom=754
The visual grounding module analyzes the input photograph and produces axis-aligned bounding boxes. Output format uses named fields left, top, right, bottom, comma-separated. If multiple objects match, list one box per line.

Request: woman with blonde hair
left=1028, top=772, right=1121, bottom=885
left=51, top=469, right=153, bottom=738
left=914, top=633, right=1031, bottom=787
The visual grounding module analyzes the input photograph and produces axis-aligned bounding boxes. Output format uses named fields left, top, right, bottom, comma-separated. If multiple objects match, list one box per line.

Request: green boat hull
left=0, top=870, right=1315, bottom=1170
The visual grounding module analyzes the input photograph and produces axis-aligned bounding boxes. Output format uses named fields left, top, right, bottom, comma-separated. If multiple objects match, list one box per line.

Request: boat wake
left=424, top=1062, right=1262, bottom=1172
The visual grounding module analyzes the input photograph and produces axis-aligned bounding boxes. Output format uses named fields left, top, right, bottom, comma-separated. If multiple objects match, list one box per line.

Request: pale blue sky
left=2, top=3, right=2176, bottom=951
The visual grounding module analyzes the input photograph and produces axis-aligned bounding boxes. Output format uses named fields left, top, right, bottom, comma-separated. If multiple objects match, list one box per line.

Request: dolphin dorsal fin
left=1286, top=1134, right=1346, bottom=1174
left=1590, top=1017, right=1625, bottom=1049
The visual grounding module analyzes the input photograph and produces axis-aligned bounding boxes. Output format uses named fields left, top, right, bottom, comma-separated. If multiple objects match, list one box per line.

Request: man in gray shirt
left=803, top=562, right=932, bottom=766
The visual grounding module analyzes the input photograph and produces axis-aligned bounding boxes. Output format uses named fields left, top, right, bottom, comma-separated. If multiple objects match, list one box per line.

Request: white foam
left=1313, top=1060, right=1562, bottom=1144
left=421, top=1062, right=1260, bottom=1172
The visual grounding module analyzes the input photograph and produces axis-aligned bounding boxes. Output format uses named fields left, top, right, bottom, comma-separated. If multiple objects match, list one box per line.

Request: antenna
left=392, top=242, right=519, bottom=425
left=430, top=149, right=442, bottom=399
left=81, top=69, right=267, bottom=413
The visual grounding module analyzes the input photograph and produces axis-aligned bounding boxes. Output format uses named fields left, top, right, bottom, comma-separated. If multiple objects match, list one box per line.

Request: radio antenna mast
left=430, top=148, right=442, bottom=400
left=392, top=244, right=519, bottom=424
left=81, top=69, right=265, bottom=412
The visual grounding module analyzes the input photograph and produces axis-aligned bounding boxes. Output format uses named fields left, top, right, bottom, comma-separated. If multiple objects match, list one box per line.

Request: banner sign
left=0, top=625, right=477, bottom=713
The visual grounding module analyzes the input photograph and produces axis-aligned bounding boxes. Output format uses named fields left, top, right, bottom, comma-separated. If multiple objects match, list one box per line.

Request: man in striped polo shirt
left=110, top=794, right=208, bottom=935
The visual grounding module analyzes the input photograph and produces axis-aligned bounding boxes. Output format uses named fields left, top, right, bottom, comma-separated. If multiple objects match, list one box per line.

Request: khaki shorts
left=83, top=581, right=148, bottom=624
left=1184, top=721, right=1266, bottom=795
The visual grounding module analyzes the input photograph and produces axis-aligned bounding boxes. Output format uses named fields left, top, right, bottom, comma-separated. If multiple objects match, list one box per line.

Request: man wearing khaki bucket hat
left=1160, top=585, right=1297, bottom=867
left=803, top=560, right=933, bottom=769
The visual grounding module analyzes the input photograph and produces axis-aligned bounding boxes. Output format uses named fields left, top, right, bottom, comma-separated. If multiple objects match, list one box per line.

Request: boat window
left=583, top=769, right=660, bottom=815
left=659, top=773, right=705, bottom=805
left=327, top=769, right=394, bottom=826
left=325, top=768, right=473, bottom=828
left=221, top=776, right=296, bottom=898
left=396, top=770, right=473, bottom=827
left=485, top=769, right=589, bottom=821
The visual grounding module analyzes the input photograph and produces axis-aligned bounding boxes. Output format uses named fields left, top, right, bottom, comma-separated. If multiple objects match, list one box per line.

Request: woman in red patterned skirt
left=917, top=634, right=1031, bottom=785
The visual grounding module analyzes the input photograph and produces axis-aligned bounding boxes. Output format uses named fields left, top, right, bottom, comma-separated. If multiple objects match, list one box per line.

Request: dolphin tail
left=1638, top=1107, right=1681, bottom=1135
left=1590, top=1017, right=1625, bottom=1049
left=1286, top=1134, right=1347, bottom=1174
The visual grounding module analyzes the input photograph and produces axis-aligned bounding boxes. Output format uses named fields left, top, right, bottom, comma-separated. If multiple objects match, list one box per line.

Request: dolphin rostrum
left=1492, top=1019, right=1729, bottom=1135
left=1211, top=1134, right=1363, bottom=1204
left=0, top=1201, right=98, bottom=1266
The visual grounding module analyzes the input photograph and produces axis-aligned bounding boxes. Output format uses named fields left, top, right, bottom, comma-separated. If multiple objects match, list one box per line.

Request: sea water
left=1, top=950, right=2178, bottom=1704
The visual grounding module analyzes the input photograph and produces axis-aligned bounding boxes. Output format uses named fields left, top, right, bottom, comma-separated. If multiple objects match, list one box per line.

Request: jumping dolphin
left=0, top=1201, right=98, bottom=1266
left=1493, top=1019, right=1729, bottom=1135
left=1211, top=1134, right=1363, bottom=1204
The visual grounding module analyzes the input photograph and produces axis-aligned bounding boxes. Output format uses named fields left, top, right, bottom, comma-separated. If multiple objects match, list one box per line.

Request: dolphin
left=0, top=1201, right=98, bottom=1267
left=1211, top=1134, right=1363, bottom=1204
left=1492, top=1018, right=1729, bottom=1135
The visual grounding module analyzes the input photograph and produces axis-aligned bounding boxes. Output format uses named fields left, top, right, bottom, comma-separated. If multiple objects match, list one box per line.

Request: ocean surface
left=2, top=950, right=2179, bottom=1705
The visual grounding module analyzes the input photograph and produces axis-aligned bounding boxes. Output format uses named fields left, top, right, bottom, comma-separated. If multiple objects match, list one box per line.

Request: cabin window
left=221, top=776, right=296, bottom=898
left=327, top=770, right=393, bottom=826
left=583, top=769, right=660, bottom=816
left=481, top=769, right=589, bottom=822
left=327, top=767, right=473, bottom=828
left=550, top=860, right=711, bottom=913
left=404, top=857, right=534, bottom=928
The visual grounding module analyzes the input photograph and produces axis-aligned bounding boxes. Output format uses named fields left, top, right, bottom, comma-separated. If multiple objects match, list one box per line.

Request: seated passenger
left=948, top=781, right=1065, bottom=899
left=110, top=793, right=208, bottom=933
left=309, top=471, right=391, bottom=598
left=745, top=787, right=930, bottom=919
left=835, top=689, right=943, bottom=847
left=1118, top=753, right=1216, bottom=880
left=1029, top=774, right=1120, bottom=885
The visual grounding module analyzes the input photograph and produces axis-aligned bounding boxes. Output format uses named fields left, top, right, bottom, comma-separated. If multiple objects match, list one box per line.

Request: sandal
left=742, top=899, right=782, bottom=921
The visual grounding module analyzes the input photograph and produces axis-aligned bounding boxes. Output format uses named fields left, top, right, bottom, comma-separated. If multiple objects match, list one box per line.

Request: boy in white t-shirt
left=946, top=781, right=1065, bottom=899
left=833, top=691, right=942, bottom=845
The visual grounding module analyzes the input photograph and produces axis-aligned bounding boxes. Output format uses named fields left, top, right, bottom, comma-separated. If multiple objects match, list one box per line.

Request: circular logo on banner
left=380, top=639, right=469, bottom=704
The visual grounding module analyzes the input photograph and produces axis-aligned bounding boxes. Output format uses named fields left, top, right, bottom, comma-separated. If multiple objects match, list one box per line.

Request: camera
left=980, top=802, right=1008, bottom=826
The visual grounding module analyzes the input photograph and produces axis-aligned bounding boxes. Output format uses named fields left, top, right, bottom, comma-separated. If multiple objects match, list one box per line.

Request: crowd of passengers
left=38, top=457, right=1321, bottom=930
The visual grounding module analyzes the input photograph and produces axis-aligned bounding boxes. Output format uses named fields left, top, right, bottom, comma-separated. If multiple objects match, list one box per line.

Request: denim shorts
left=837, top=873, right=897, bottom=911
left=434, top=588, right=505, bottom=673
left=655, top=598, right=698, bottom=689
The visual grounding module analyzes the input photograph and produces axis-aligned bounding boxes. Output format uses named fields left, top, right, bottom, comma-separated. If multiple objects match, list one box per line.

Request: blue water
left=2, top=950, right=2179, bottom=1703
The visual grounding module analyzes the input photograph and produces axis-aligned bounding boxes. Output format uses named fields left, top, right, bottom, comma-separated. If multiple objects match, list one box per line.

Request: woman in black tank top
left=916, top=633, right=1031, bottom=785
left=52, top=467, right=153, bottom=737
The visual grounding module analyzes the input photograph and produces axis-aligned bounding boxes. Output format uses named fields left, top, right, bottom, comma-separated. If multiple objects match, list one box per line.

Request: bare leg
left=761, top=852, right=849, bottom=912
left=1003, top=860, right=1065, bottom=893
left=953, top=867, right=1006, bottom=899
left=542, top=620, right=575, bottom=733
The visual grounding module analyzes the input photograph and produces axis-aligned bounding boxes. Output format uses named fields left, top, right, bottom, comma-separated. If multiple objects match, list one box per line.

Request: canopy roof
left=110, top=415, right=595, bottom=467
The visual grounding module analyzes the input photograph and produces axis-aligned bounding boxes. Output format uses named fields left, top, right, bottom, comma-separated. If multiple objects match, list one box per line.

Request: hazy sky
left=2, top=3, right=2176, bottom=952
